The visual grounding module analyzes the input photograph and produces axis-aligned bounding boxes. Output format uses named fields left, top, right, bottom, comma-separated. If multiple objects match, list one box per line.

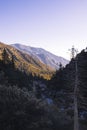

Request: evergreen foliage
left=0, top=85, right=47, bottom=130
left=0, top=42, right=87, bottom=129
left=48, top=49, right=87, bottom=129
left=0, top=42, right=54, bottom=80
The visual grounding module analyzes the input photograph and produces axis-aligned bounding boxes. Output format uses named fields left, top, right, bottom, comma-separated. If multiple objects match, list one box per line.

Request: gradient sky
left=0, top=0, right=87, bottom=59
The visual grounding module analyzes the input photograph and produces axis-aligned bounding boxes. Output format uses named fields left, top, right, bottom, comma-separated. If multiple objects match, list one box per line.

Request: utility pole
left=69, top=46, right=79, bottom=130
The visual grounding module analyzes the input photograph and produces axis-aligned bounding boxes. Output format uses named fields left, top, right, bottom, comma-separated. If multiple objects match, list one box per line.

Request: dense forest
left=0, top=45, right=87, bottom=130
left=48, top=48, right=87, bottom=130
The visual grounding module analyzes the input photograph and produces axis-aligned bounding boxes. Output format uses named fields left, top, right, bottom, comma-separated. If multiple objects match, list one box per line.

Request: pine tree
left=11, top=54, right=15, bottom=68
left=2, top=48, right=9, bottom=64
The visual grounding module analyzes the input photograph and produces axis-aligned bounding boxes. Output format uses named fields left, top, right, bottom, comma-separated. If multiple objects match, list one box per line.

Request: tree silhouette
left=2, top=48, right=9, bottom=64
left=11, top=54, right=15, bottom=68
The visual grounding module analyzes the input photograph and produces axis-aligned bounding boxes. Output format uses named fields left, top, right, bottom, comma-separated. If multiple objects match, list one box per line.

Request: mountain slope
left=48, top=48, right=87, bottom=129
left=12, top=43, right=69, bottom=69
left=0, top=42, right=54, bottom=79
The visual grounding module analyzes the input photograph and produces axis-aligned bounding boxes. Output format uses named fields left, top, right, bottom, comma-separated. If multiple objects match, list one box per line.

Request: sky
left=0, top=0, right=87, bottom=59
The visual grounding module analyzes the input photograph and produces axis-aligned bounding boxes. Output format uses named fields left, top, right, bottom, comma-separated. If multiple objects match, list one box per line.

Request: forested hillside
left=0, top=43, right=71, bottom=130
left=0, top=43, right=58, bottom=130
left=0, top=43, right=87, bottom=130
left=48, top=48, right=87, bottom=130
left=0, top=42, right=54, bottom=80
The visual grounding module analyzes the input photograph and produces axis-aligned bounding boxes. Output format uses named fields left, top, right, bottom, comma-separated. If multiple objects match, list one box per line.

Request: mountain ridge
left=0, top=42, right=54, bottom=79
left=12, top=43, right=69, bottom=69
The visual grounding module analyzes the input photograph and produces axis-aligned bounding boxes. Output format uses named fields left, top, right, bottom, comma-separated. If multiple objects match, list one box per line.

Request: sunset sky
left=0, top=0, right=87, bottom=59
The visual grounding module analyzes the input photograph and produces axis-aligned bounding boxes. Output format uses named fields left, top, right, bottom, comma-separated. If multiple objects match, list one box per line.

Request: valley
left=0, top=42, right=87, bottom=130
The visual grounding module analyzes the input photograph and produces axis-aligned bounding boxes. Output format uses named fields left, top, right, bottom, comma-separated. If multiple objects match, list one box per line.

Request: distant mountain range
left=0, top=42, right=54, bottom=79
left=12, top=43, right=69, bottom=69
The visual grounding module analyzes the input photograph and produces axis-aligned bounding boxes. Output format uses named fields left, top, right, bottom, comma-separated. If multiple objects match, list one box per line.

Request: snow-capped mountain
left=12, top=43, right=69, bottom=69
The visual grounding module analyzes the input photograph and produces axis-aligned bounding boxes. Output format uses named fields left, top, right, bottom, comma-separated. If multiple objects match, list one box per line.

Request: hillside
left=12, top=43, right=69, bottom=69
left=0, top=42, right=73, bottom=130
left=0, top=42, right=54, bottom=79
left=48, top=48, right=87, bottom=129
left=0, top=43, right=87, bottom=130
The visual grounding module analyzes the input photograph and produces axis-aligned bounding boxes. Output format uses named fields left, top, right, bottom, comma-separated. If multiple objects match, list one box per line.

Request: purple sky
left=0, top=0, right=87, bottom=59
